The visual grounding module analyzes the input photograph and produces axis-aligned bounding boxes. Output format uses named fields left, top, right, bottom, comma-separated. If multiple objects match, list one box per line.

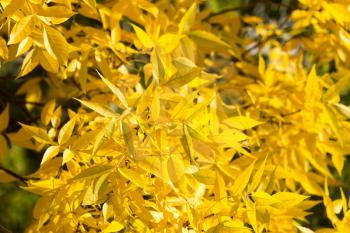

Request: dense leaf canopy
left=1, top=0, right=350, bottom=232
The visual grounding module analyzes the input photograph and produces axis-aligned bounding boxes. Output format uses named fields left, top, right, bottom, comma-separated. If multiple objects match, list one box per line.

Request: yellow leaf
left=164, top=67, right=201, bottom=88
left=251, top=191, right=280, bottom=206
left=248, top=156, right=267, bottom=193
left=18, top=49, right=39, bottom=77
left=0, top=104, right=10, bottom=132
left=131, top=24, right=154, bottom=49
left=103, top=221, right=124, bottom=233
left=150, top=47, right=165, bottom=85
left=19, top=123, right=53, bottom=144
left=0, top=0, right=25, bottom=20
left=178, top=3, right=197, bottom=33
left=118, top=168, right=148, bottom=190
left=8, top=15, right=34, bottom=44
left=41, top=99, right=56, bottom=126
left=167, top=154, right=185, bottom=189
left=92, top=121, right=115, bottom=155
left=62, top=149, right=74, bottom=165
left=150, top=87, right=160, bottom=121
left=333, top=103, right=350, bottom=119
left=0, top=37, right=8, bottom=60
left=305, top=65, right=320, bottom=100
left=245, top=197, right=257, bottom=233
left=323, top=104, right=343, bottom=145
left=58, top=117, right=76, bottom=145
left=223, top=116, right=262, bottom=130
left=332, top=153, right=344, bottom=175
left=75, top=99, right=120, bottom=118
left=72, top=165, right=113, bottom=180
left=120, top=121, right=135, bottom=158
left=258, top=55, right=265, bottom=76
left=41, top=146, right=60, bottom=165
left=99, top=73, right=129, bottom=109
left=214, top=172, right=226, bottom=201
left=43, top=25, right=69, bottom=65
left=322, top=2, right=350, bottom=24
left=16, top=37, right=33, bottom=57
left=189, top=30, right=231, bottom=48
left=39, top=49, right=59, bottom=73
left=181, top=124, right=198, bottom=166
left=37, top=5, right=75, bottom=18
left=272, top=192, right=308, bottom=208
left=231, top=161, right=255, bottom=196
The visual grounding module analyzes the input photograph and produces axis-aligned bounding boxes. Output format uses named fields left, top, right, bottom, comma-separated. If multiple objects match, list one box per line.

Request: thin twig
left=0, top=165, right=27, bottom=183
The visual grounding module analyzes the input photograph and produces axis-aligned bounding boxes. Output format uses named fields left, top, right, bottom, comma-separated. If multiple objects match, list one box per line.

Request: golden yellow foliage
left=0, top=0, right=350, bottom=232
